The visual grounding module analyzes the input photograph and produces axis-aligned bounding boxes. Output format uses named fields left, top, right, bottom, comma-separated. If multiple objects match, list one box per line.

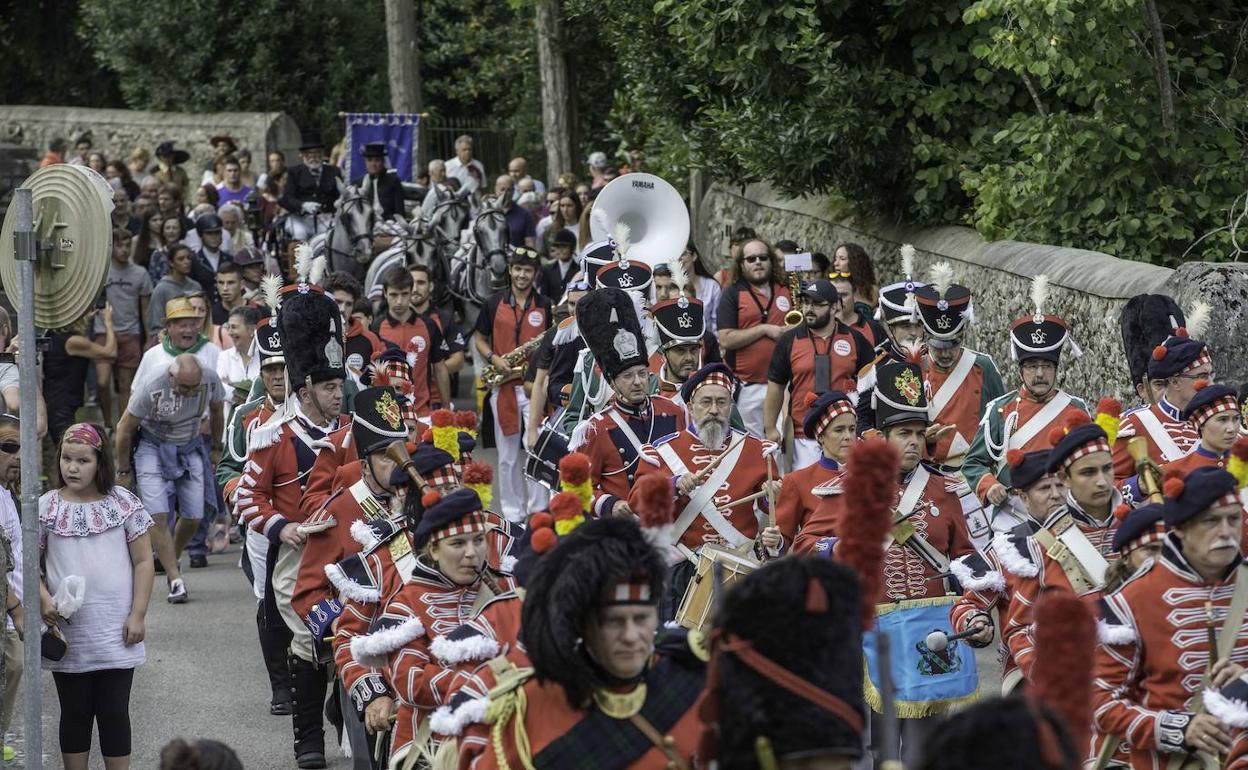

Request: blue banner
left=863, top=597, right=979, bottom=718
left=343, top=113, right=420, bottom=183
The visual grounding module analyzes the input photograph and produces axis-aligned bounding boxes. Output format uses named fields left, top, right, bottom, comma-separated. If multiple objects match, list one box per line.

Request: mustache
left=1211, top=538, right=1239, bottom=550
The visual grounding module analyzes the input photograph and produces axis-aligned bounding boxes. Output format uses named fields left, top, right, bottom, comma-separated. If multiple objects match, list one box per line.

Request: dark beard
left=746, top=271, right=771, bottom=287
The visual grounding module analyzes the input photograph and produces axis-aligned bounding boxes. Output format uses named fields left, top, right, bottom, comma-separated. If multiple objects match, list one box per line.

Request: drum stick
left=766, top=457, right=776, bottom=529
left=693, top=432, right=748, bottom=483
left=720, top=490, right=767, bottom=510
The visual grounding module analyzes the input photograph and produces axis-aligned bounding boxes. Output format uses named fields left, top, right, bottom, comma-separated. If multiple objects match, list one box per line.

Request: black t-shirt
left=43, top=331, right=90, bottom=437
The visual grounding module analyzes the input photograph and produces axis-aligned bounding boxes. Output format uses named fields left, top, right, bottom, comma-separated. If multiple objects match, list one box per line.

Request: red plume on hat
left=1006, top=449, right=1027, bottom=468
left=804, top=391, right=820, bottom=408
left=559, top=453, right=590, bottom=485
left=630, top=474, right=676, bottom=548
left=1047, top=409, right=1092, bottom=446
left=1112, top=502, right=1132, bottom=523
left=1029, top=592, right=1097, bottom=760
left=834, top=438, right=899, bottom=629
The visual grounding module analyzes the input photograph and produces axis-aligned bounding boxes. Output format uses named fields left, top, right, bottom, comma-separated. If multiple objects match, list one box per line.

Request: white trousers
left=792, top=437, right=821, bottom=470
left=491, top=385, right=543, bottom=523
left=246, top=528, right=269, bottom=601
left=283, top=213, right=333, bottom=241
left=738, top=383, right=768, bottom=438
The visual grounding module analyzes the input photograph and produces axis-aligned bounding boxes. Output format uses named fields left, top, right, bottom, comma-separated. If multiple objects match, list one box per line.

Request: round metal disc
left=0, top=165, right=113, bottom=330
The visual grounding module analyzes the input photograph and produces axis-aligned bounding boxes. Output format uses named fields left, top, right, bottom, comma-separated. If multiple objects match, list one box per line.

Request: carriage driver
left=350, top=142, right=406, bottom=224
left=279, top=130, right=344, bottom=241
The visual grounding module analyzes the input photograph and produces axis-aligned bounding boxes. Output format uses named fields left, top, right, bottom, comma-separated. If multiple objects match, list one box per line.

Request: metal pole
left=13, top=188, right=43, bottom=770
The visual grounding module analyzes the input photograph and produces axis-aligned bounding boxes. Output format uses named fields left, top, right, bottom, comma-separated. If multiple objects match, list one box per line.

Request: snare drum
left=674, top=545, right=760, bottom=632
left=524, top=415, right=569, bottom=492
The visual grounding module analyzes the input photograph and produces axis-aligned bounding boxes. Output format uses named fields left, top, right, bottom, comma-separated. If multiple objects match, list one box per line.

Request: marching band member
left=871, top=244, right=927, bottom=366
left=1121, top=381, right=1242, bottom=504
left=717, top=237, right=794, bottom=438
left=830, top=269, right=888, bottom=348
left=913, top=262, right=1005, bottom=467
left=949, top=449, right=1065, bottom=695
left=799, top=362, right=979, bottom=764
left=763, top=278, right=873, bottom=469
left=773, top=389, right=856, bottom=552
left=288, top=387, right=411, bottom=765
left=371, top=266, right=451, bottom=417
left=701, top=558, right=869, bottom=770
left=994, top=410, right=1122, bottom=686
left=963, top=275, right=1089, bottom=521
left=629, top=363, right=781, bottom=616
left=1093, top=467, right=1248, bottom=769
left=477, top=517, right=706, bottom=770
left=524, top=274, right=591, bottom=459
left=236, top=286, right=346, bottom=770
left=568, top=288, right=684, bottom=519
left=217, top=317, right=292, bottom=716
left=474, top=249, right=552, bottom=522
left=350, top=488, right=520, bottom=770
left=649, top=296, right=710, bottom=403
left=1112, top=312, right=1212, bottom=481
left=1100, top=501, right=1167, bottom=595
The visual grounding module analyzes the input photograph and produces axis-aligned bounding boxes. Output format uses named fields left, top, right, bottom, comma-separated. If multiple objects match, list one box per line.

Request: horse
left=309, top=185, right=374, bottom=278
left=447, top=201, right=511, bottom=331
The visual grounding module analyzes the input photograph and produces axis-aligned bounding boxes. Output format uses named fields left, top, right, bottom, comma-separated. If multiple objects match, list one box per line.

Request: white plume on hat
left=261, top=274, right=282, bottom=311
left=612, top=221, right=631, bottom=261
left=667, top=255, right=690, bottom=295
left=294, top=243, right=314, bottom=282
left=1186, top=300, right=1211, bottom=340
left=900, top=244, right=916, bottom=281
left=1030, top=274, right=1049, bottom=317
left=929, top=261, right=955, bottom=300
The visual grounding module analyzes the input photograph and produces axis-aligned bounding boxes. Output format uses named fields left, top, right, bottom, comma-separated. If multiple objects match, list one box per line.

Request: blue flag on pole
left=343, top=113, right=420, bottom=183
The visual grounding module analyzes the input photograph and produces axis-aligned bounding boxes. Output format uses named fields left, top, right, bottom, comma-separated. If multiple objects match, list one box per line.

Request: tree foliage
left=577, top=0, right=1248, bottom=265
left=0, top=0, right=121, bottom=107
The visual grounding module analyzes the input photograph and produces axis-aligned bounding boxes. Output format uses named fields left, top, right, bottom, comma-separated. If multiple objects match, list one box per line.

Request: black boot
left=289, top=654, right=329, bottom=769
left=256, top=604, right=293, bottom=715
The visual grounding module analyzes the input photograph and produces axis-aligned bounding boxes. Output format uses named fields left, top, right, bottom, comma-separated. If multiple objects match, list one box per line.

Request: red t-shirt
left=767, top=322, right=873, bottom=428
left=371, top=311, right=445, bottom=416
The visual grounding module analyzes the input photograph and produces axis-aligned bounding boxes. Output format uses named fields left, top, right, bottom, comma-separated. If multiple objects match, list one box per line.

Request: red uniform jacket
left=1094, top=539, right=1248, bottom=769
left=923, top=349, right=1003, bottom=464
left=222, top=399, right=276, bottom=505
left=1112, top=399, right=1198, bottom=482
left=994, top=497, right=1119, bottom=681
left=965, top=387, right=1089, bottom=502
left=571, top=395, right=686, bottom=518
left=300, top=421, right=355, bottom=521
left=631, top=428, right=779, bottom=552
left=236, top=411, right=338, bottom=541
left=948, top=548, right=1014, bottom=685
left=290, top=474, right=390, bottom=624
left=794, top=465, right=975, bottom=601
left=773, top=456, right=842, bottom=552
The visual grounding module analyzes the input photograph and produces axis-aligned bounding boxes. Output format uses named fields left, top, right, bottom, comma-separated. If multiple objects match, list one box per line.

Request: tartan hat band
left=431, top=511, right=488, bottom=542
left=1061, top=438, right=1111, bottom=470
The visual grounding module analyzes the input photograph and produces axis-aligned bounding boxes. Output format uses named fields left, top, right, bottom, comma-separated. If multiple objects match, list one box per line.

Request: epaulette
left=1095, top=595, right=1137, bottom=646
left=992, top=523, right=1040, bottom=579
left=552, top=317, right=580, bottom=347
left=812, top=477, right=844, bottom=497
left=249, top=407, right=294, bottom=453
left=325, top=552, right=381, bottom=604
left=948, top=551, right=1006, bottom=593
left=357, top=517, right=405, bottom=554
left=430, top=623, right=502, bottom=667
left=656, top=624, right=709, bottom=667
left=350, top=610, right=425, bottom=667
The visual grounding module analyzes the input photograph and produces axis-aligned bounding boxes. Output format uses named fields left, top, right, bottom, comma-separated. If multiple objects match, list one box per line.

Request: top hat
left=299, top=130, right=326, bottom=151
left=361, top=142, right=388, bottom=159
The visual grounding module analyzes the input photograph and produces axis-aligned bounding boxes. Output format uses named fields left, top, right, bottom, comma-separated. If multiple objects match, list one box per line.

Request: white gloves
left=301, top=201, right=322, bottom=215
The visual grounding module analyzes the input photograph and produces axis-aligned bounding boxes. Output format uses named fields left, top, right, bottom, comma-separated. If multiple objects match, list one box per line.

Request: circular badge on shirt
left=412, top=335, right=428, bottom=354
left=527, top=310, right=544, bottom=328
left=775, top=296, right=791, bottom=312
left=833, top=339, right=852, bottom=357
left=347, top=352, right=364, bottom=372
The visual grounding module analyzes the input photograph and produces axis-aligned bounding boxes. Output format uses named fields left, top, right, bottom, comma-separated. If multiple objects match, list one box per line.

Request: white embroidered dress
left=39, top=487, right=153, bottom=673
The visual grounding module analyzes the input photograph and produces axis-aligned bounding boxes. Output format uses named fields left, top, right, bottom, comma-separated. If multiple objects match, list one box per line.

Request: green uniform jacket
left=962, top=388, right=1089, bottom=500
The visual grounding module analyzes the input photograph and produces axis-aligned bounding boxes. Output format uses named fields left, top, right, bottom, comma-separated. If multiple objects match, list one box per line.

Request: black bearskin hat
left=710, top=557, right=866, bottom=769
left=519, top=517, right=666, bottom=707
left=277, top=287, right=346, bottom=389
left=917, top=696, right=1080, bottom=770
left=1119, top=293, right=1184, bottom=389
left=576, top=287, right=649, bottom=380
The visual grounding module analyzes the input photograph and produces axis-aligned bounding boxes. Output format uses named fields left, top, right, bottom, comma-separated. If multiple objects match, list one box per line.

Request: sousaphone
left=589, top=173, right=690, bottom=266
left=0, top=164, right=113, bottom=329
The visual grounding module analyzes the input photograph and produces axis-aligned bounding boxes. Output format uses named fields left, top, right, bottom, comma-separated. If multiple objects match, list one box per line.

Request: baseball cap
left=801, top=279, right=840, bottom=306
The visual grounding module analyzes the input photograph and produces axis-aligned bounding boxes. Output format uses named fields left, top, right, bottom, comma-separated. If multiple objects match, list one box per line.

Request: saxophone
left=481, top=335, right=545, bottom=388
left=784, top=271, right=805, bottom=326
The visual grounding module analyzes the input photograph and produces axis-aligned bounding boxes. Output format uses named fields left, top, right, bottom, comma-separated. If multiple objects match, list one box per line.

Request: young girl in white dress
left=40, top=422, right=154, bottom=770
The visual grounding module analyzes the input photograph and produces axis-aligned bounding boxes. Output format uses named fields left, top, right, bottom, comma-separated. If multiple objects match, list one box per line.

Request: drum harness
left=652, top=437, right=752, bottom=563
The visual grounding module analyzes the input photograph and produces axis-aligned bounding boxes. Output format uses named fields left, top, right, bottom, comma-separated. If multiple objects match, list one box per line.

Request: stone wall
left=694, top=183, right=1248, bottom=402
left=0, top=105, right=301, bottom=181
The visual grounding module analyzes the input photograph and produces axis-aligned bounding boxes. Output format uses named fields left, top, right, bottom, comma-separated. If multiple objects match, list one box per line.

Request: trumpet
left=481, top=335, right=544, bottom=388
left=784, top=272, right=805, bottom=326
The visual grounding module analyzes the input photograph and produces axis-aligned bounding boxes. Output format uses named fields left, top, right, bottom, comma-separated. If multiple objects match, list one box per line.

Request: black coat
left=191, top=248, right=233, bottom=307
left=279, top=163, right=342, bottom=212
left=351, top=170, right=407, bottom=221
left=539, top=259, right=578, bottom=303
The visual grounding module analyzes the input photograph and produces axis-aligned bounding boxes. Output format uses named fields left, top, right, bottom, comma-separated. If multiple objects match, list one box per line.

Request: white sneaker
left=167, top=578, right=188, bottom=604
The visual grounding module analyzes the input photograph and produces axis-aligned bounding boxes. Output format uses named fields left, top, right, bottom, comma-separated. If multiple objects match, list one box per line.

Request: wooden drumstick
left=765, top=455, right=776, bottom=528
left=385, top=440, right=429, bottom=494
left=720, top=490, right=767, bottom=510
left=1127, top=437, right=1164, bottom=504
